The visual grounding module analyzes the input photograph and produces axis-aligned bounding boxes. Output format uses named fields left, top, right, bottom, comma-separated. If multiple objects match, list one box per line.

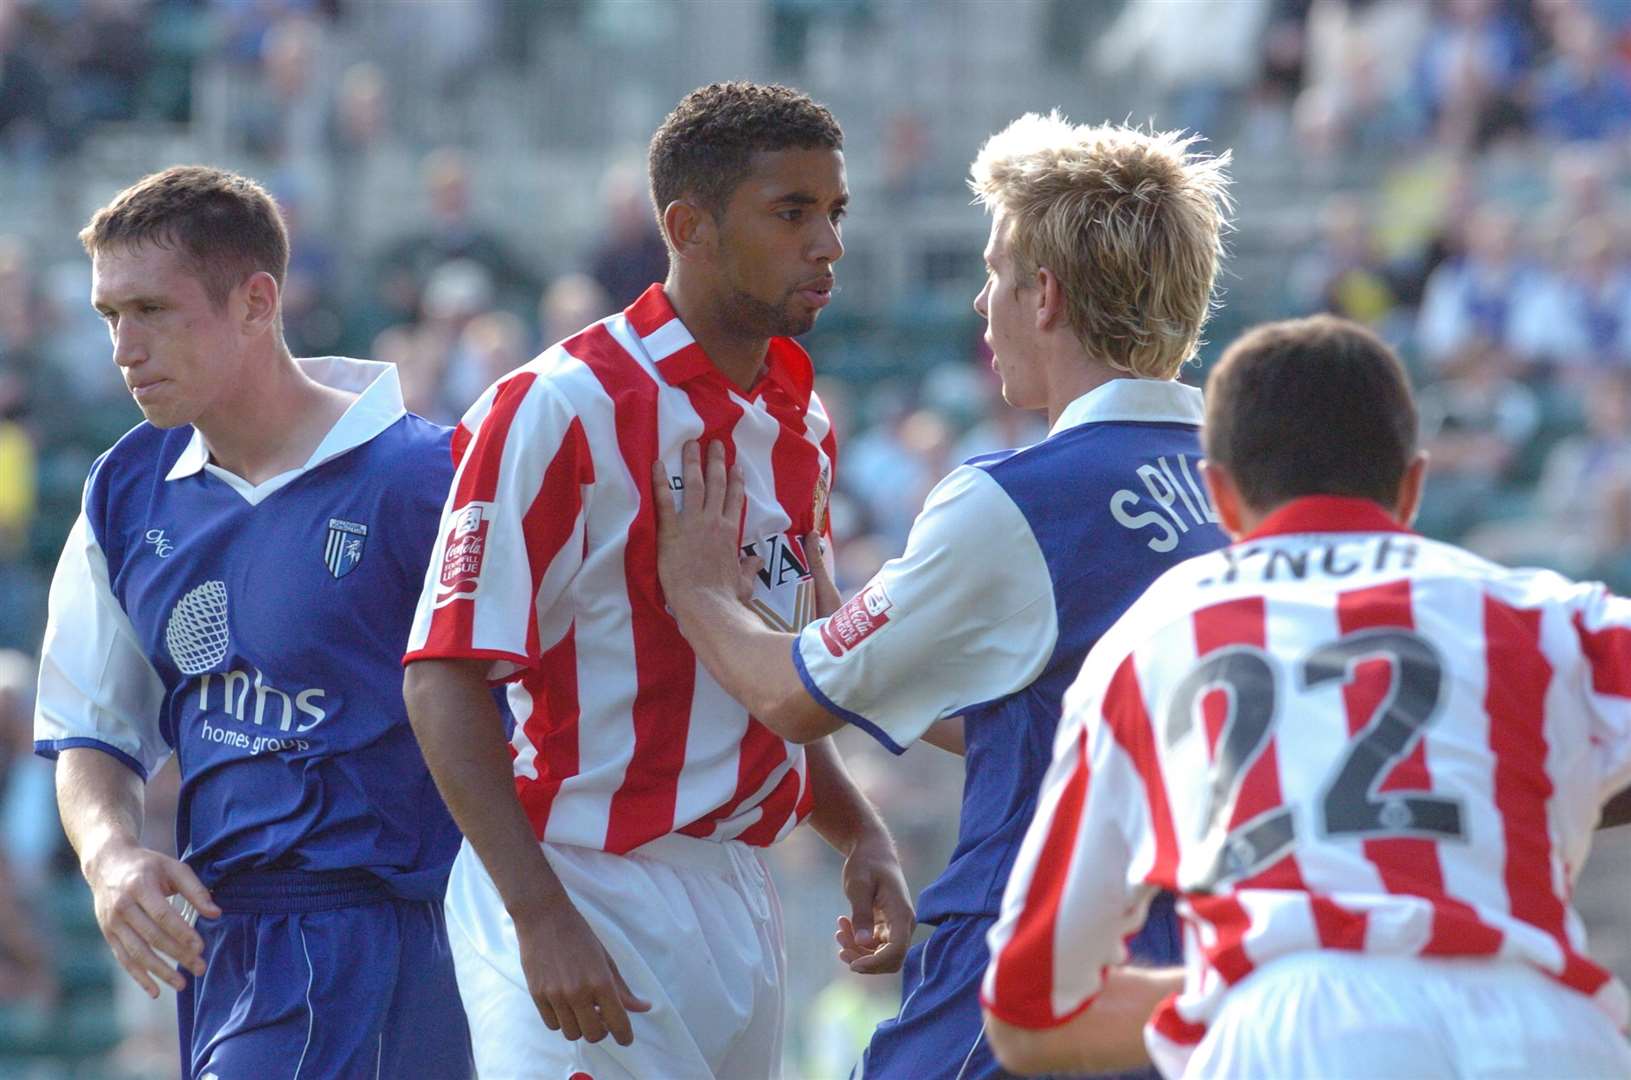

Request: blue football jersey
left=795, top=378, right=1227, bottom=920
left=36, top=361, right=461, bottom=901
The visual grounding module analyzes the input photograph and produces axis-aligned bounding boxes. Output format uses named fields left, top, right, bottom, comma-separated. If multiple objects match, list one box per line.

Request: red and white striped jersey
left=405, top=285, right=836, bottom=854
left=983, top=496, right=1631, bottom=1076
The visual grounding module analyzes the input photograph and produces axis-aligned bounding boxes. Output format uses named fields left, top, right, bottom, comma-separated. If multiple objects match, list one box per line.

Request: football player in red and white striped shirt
left=402, top=83, right=911, bottom=1080
left=982, top=315, right=1631, bottom=1078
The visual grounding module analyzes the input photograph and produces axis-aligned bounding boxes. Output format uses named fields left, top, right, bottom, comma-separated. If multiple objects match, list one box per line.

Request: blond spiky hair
left=969, top=112, right=1233, bottom=380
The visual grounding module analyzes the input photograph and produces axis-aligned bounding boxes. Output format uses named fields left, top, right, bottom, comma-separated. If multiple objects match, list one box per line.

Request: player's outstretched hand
left=652, top=441, right=753, bottom=622
left=836, top=834, right=915, bottom=974
left=84, top=840, right=220, bottom=998
left=514, top=899, right=652, bottom=1046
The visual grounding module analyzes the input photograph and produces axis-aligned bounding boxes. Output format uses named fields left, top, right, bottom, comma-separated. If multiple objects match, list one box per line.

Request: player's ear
left=237, top=271, right=280, bottom=337
left=1395, top=451, right=1429, bottom=528
left=1201, top=459, right=1251, bottom=541
left=663, top=198, right=714, bottom=263
left=1034, top=266, right=1064, bottom=332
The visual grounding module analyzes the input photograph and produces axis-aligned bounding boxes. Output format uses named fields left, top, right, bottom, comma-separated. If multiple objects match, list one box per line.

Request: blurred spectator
left=1415, top=202, right=1535, bottom=369
left=1413, top=341, right=1539, bottom=539
left=0, top=0, right=56, bottom=160
left=1412, top=0, right=1529, bottom=136
left=443, top=310, right=532, bottom=414
left=373, top=324, right=444, bottom=422
left=539, top=272, right=613, bottom=347
left=328, top=60, right=392, bottom=157
left=373, top=148, right=542, bottom=325
left=1288, top=195, right=1404, bottom=327
left=587, top=165, right=671, bottom=309
left=277, top=186, right=346, bottom=357
left=0, top=651, right=55, bottom=1006
left=1095, top=0, right=1273, bottom=136
left=1464, top=370, right=1631, bottom=580
left=235, top=13, right=330, bottom=164
left=1096, top=0, right=1272, bottom=137
left=58, top=0, right=150, bottom=130
left=1532, top=7, right=1631, bottom=143
left=1510, top=217, right=1631, bottom=371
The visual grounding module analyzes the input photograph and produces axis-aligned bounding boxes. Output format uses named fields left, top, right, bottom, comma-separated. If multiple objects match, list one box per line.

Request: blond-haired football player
left=657, top=112, right=1232, bottom=1079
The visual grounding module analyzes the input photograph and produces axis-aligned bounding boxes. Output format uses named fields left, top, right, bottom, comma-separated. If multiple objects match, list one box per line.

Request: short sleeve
left=404, top=374, right=594, bottom=682
left=34, top=512, right=169, bottom=779
left=980, top=671, right=1155, bottom=1029
left=1568, top=584, right=1631, bottom=801
left=791, top=465, right=1058, bottom=753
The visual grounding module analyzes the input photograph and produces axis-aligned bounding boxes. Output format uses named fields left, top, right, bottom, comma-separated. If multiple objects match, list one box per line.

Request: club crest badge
left=324, top=518, right=368, bottom=579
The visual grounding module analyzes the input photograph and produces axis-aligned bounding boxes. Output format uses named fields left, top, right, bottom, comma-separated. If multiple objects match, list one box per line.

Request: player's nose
left=111, top=323, right=147, bottom=368
left=811, top=216, right=843, bottom=264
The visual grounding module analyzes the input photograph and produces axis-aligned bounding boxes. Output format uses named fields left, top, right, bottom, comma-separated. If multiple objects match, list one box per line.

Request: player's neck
left=663, top=278, right=771, bottom=393
left=196, top=347, right=355, bottom=486
left=1044, top=349, right=1122, bottom=429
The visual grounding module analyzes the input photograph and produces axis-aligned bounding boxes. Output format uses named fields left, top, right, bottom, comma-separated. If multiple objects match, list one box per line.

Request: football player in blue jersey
left=656, top=113, right=1233, bottom=1079
left=35, top=166, right=473, bottom=1078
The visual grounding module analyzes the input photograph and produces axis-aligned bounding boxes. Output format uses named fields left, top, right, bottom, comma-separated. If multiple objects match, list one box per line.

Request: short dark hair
left=1204, top=315, right=1417, bottom=511
left=80, top=165, right=289, bottom=310
left=648, top=82, right=843, bottom=226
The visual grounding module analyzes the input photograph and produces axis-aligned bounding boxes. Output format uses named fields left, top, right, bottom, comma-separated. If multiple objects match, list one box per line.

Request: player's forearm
left=984, top=965, right=1180, bottom=1076
left=669, top=588, right=839, bottom=742
left=804, top=737, right=892, bottom=856
left=403, top=659, right=572, bottom=922
left=55, top=747, right=146, bottom=878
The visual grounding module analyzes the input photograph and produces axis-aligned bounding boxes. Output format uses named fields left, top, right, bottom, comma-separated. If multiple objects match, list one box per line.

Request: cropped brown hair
left=648, top=82, right=843, bottom=227
left=970, top=113, right=1231, bottom=380
left=1204, top=315, right=1417, bottom=511
left=80, top=165, right=289, bottom=310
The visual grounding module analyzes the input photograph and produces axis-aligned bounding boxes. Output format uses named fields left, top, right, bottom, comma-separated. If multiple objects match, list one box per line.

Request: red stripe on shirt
left=1572, top=612, right=1631, bottom=699
left=520, top=417, right=592, bottom=660
left=1485, top=596, right=1611, bottom=996
left=1190, top=598, right=1320, bottom=947
left=514, top=629, right=581, bottom=840
left=1339, top=581, right=1502, bottom=955
left=577, top=325, right=696, bottom=852
left=990, top=728, right=1092, bottom=1026
left=418, top=372, right=540, bottom=656
left=735, top=764, right=803, bottom=847
left=678, top=721, right=789, bottom=841
left=1103, top=656, right=1180, bottom=886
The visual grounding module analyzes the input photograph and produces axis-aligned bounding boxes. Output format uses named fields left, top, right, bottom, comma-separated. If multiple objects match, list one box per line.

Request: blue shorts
left=856, top=892, right=1180, bottom=1080
left=177, top=871, right=473, bottom=1080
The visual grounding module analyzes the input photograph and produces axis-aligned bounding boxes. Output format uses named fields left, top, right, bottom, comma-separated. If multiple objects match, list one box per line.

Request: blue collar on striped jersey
left=624, top=283, right=815, bottom=406
left=1243, top=496, right=1414, bottom=541
left=164, top=356, right=407, bottom=482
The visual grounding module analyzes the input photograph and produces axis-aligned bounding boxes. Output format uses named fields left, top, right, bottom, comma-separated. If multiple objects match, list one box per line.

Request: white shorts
left=1181, top=951, right=1631, bottom=1079
left=444, top=835, right=785, bottom=1080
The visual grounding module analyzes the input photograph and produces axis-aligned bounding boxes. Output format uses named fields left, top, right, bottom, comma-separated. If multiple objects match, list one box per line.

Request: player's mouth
left=795, top=276, right=835, bottom=309
left=129, top=378, right=168, bottom=400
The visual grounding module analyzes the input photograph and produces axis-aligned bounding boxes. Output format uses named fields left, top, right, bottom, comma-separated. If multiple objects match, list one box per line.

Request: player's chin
left=779, top=307, right=821, bottom=337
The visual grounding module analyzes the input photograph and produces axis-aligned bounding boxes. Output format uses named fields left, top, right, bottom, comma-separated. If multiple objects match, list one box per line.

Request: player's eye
left=140, top=303, right=163, bottom=315
left=778, top=208, right=804, bottom=223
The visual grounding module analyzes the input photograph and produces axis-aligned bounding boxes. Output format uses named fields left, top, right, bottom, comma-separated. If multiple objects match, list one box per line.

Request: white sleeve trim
left=793, top=465, right=1058, bottom=750
left=35, top=513, right=170, bottom=778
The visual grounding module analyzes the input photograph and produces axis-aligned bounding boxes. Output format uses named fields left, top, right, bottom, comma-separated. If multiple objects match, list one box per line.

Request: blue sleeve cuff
left=35, top=738, right=149, bottom=781
left=790, top=638, right=908, bottom=756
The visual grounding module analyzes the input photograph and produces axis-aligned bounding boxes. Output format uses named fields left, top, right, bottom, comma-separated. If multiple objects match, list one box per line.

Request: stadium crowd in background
left=0, top=0, right=1630, bottom=1075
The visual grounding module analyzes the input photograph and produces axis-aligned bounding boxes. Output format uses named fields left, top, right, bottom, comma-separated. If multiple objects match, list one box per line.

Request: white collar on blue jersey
left=164, top=357, right=408, bottom=487
left=1048, top=376, right=1205, bottom=437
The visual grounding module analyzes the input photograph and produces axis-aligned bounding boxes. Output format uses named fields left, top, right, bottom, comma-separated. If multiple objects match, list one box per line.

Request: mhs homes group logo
left=164, top=581, right=329, bottom=738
